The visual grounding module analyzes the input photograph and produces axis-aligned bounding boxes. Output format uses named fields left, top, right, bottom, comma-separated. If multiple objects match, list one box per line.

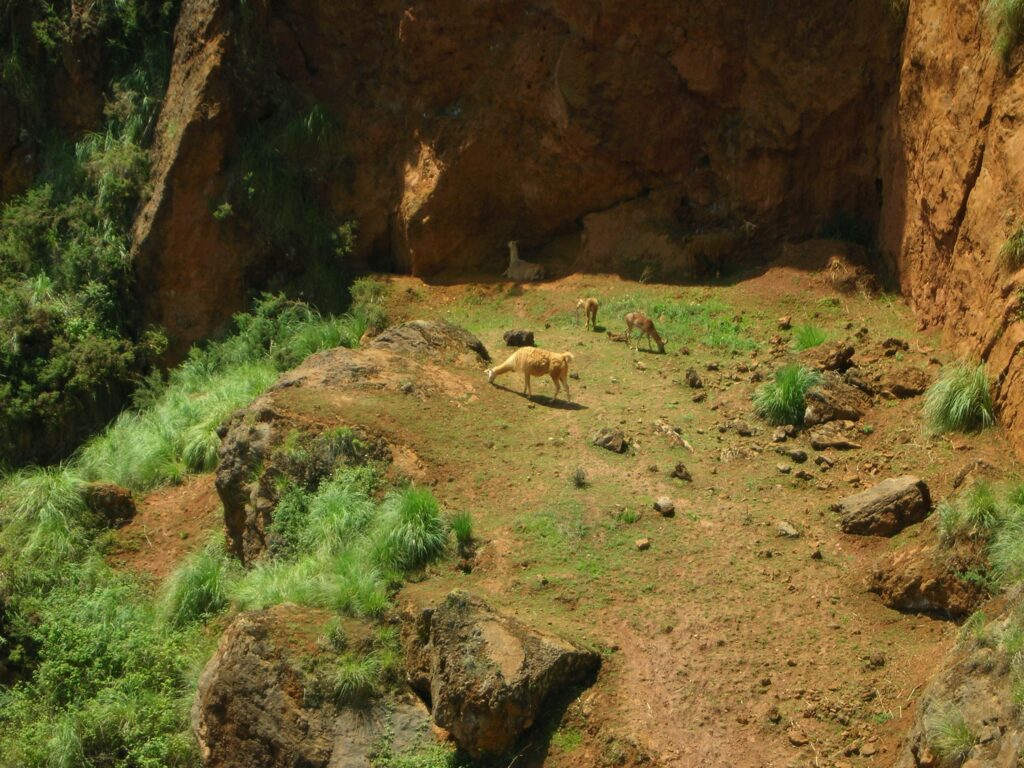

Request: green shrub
left=924, top=701, right=975, bottom=762
left=373, top=487, right=449, bottom=572
left=160, top=541, right=238, bottom=627
left=987, top=0, right=1024, bottom=60
left=924, top=362, right=995, bottom=433
left=990, top=514, right=1024, bottom=583
left=938, top=482, right=1003, bottom=543
left=753, top=364, right=822, bottom=425
left=791, top=323, right=828, bottom=350
left=450, top=511, right=474, bottom=550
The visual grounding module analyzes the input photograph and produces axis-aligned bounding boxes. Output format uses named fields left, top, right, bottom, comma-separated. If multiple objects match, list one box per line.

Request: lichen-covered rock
left=833, top=476, right=931, bottom=536
left=402, top=591, right=600, bottom=758
left=192, top=607, right=433, bottom=768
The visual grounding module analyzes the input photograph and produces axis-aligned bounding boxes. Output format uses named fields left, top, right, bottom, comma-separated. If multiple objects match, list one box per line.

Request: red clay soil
left=107, top=473, right=222, bottom=581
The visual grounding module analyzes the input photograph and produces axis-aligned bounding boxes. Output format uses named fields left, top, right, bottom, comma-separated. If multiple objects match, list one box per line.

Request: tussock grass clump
left=160, top=540, right=238, bottom=627
left=987, top=0, right=1024, bottom=61
left=753, top=364, right=822, bottom=426
left=924, top=362, right=995, bottom=433
left=374, top=487, right=449, bottom=572
left=571, top=467, right=589, bottom=488
left=938, top=481, right=1003, bottom=543
left=924, top=702, right=975, bottom=762
left=999, top=222, right=1024, bottom=271
left=791, top=323, right=828, bottom=350
left=450, top=511, right=474, bottom=550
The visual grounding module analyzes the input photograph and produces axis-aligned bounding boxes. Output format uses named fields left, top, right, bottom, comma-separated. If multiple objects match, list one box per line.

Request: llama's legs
left=562, top=374, right=572, bottom=402
left=551, top=374, right=561, bottom=400
left=523, top=373, right=532, bottom=397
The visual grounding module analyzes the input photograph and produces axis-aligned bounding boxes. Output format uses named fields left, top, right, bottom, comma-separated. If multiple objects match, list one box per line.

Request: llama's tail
left=561, top=352, right=575, bottom=364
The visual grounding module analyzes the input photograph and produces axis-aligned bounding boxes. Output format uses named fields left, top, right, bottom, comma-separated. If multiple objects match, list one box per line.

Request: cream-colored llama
left=503, top=241, right=545, bottom=281
left=485, top=347, right=574, bottom=400
left=576, top=297, right=599, bottom=330
left=624, top=311, right=667, bottom=353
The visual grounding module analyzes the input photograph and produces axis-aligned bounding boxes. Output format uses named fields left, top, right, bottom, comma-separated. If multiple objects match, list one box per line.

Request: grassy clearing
left=791, top=323, right=828, bottom=350
left=987, top=0, right=1024, bottom=60
left=601, top=294, right=758, bottom=352
left=924, top=362, right=995, bottom=434
left=753, top=364, right=821, bottom=425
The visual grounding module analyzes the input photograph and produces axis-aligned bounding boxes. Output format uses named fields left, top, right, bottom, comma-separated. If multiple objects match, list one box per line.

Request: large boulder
left=367, top=320, right=490, bottom=365
left=801, top=341, right=856, bottom=372
left=867, top=519, right=988, bottom=618
left=192, top=607, right=433, bottom=768
left=402, top=591, right=600, bottom=759
left=832, top=476, right=931, bottom=536
left=803, top=371, right=872, bottom=426
left=502, top=329, right=535, bottom=347
left=879, top=366, right=932, bottom=399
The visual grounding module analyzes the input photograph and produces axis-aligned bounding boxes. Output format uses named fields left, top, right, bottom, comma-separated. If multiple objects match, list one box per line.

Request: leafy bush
left=753, top=364, right=822, bottom=425
left=924, top=362, right=995, bottom=433
left=987, top=0, right=1024, bottom=61
left=791, top=323, right=828, bottom=350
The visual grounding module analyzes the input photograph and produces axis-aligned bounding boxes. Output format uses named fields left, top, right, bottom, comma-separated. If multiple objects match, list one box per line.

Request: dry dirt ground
left=117, top=261, right=1015, bottom=767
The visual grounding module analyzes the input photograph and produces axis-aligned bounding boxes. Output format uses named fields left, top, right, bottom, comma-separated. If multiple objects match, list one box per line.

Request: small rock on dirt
left=635, top=538, right=651, bottom=551
left=503, top=329, right=535, bottom=347
left=593, top=428, right=628, bottom=453
left=803, top=372, right=871, bottom=426
left=779, top=448, right=808, bottom=463
left=654, top=497, right=675, bottom=516
left=777, top=463, right=792, bottom=474
left=880, top=366, right=931, bottom=398
left=778, top=521, right=800, bottom=538
left=777, top=315, right=792, bottom=330
left=772, top=427, right=788, bottom=443
left=788, top=729, right=809, bottom=747
left=802, top=341, right=856, bottom=372
left=794, top=469, right=814, bottom=480
left=734, top=420, right=755, bottom=437
left=809, top=425, right=862, bottom=451
left=670, top=462, right=692, bottom=482
left=833, top=476, right=931, bottom=536
left=685, top=368, right=704, bottom=388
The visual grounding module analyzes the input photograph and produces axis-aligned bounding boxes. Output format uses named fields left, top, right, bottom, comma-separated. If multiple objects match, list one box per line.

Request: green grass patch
left=159, top=540, right=240, bottom=628
left=924, top=362, right=995, bottom=433
left=449, top=511, right=474, bottom=550
left=753, top=364, right=821, bottom=426
left=987, top=0, right=1024, bottom=60
left=999, top=221, right=1024, bottom=271
left=602, top=294, right=758, bottom=352
left=938, top=481, right=1003, bottom=543
left=791, top=323, right=828, bottom=350
left=924, top=701, right=975, bottom=763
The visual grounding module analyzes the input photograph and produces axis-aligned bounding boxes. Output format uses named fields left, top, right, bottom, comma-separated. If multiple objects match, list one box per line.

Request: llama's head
left=507, top=240, right=518, bottom=254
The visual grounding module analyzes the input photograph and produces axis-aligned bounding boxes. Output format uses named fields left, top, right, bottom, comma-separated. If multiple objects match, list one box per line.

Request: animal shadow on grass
left=492, top=383, right=588, bottom=410
left=592, top=324, right=607, bottom=333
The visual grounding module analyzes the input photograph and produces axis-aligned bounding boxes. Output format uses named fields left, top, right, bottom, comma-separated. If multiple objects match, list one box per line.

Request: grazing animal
left=503, top=241, right=545, bottom=281
left=485, top=347, right=574, bottom=401
left=576, top=297, right=599, bottom=330
left=624, top=311, right=667, bottom=353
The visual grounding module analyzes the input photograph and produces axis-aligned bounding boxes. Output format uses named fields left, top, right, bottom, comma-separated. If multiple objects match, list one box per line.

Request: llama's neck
left=508, top=243, right=520, bottom=262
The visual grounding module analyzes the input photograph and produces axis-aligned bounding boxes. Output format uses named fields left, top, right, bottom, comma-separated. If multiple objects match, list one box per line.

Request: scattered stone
left=634, top=360, right=647, bottom=371
left=502, top=329, right=535, bottom=347
left=767, top=706, right=782, bottom=724
left=777, top=463, right=792, bottom=475
left=81, top=482, right=136, bottom=527
left=779, top=448, right=808, bottom=463
left=855, top=326, right=869, bottom=339
left=635, top=538, right=652, bottom=551
left=788, top=729, right=809, bottom=747
left=881, top=337, right=910, bottom=355
left=802, top=341, right=856, bottom=372
left=833, top=476, right=931, bottom=536
left=814, top=454, right=835, bottom=469
left=706, top=362, right=720, bottom=371
left=685, top=367, right=704, bottom=388
left=734, top=420, right=755, bottom=437
left=810, top=548, right=823, bottom=560
left=794, top=470, right=814, bottom=481
left=593, top=428, right=628, bottom=453
left=777, top=315, right=792, bottom=330
left=952, top=459, right=996, bottom=489
left=880, top=366, right=931, bottom=398
left=654, top=497, right=675, bottom=517
left=778, top=521, right=800, bottom=538
left=861, top=743, right=877, bottom=757
left=647, top=464, right=659, bottom=473
left=692, top=391, right=707, bottom=403
left=772, top=427, right=788, bottom=443
left=400, top=381, right=415, bottom=394
left=809, top=426, right=862, bottom=451
left=670, top=463, right=693, bottom=482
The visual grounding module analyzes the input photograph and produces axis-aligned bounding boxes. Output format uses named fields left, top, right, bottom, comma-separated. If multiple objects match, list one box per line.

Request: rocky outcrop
left=833, top=476, right=931, bottom=536
left=867, top=519, right=988, bottom=619
left=81, top=483, right=136, bottom=528
left=801, top=342, right=857, bottom=373
left=895, top=597, right=1024, bottom=766
left=402, top=591, right=600, bottom=759
left=192, top=606, right=433, bottom=768
left=215, top=321, right=486, bottom=564
left=803, top=371, right=872, bottom=426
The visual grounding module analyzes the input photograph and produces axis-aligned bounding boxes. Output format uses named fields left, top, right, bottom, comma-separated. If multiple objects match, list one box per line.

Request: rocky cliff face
left=135, top=0, right=902, bottom=357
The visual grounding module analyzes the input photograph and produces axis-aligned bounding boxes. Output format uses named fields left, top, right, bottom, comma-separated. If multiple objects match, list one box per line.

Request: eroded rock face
left=801, top=342, right=856, bottom=373
left=833, top=476, right=931, bottom=536
left=216, top=322, right=487, bottom=564
left=867, top=520, right=988, bottom=619
left=894, top=600, right=1024, bottom=766
left=402, top=591, right=600, bottom=759
left=192, top=607, right=433, bottom=768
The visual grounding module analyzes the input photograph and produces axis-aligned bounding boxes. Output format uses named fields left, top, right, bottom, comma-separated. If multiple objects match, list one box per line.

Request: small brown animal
left=624, top=312, right=667, bottom=353
left=606, top=331, right=628, bottom=343
left=576, top=297, right=599, bottom=330
left=485, top=347, right=574, bottom=400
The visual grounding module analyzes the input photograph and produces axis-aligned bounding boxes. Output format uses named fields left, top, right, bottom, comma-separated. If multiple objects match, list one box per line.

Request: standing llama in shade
left=503, top=241, right=545, bottom=281
left=485, top=347, right=574, bottom=401
left=576, top=297, right=599, bottom=330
